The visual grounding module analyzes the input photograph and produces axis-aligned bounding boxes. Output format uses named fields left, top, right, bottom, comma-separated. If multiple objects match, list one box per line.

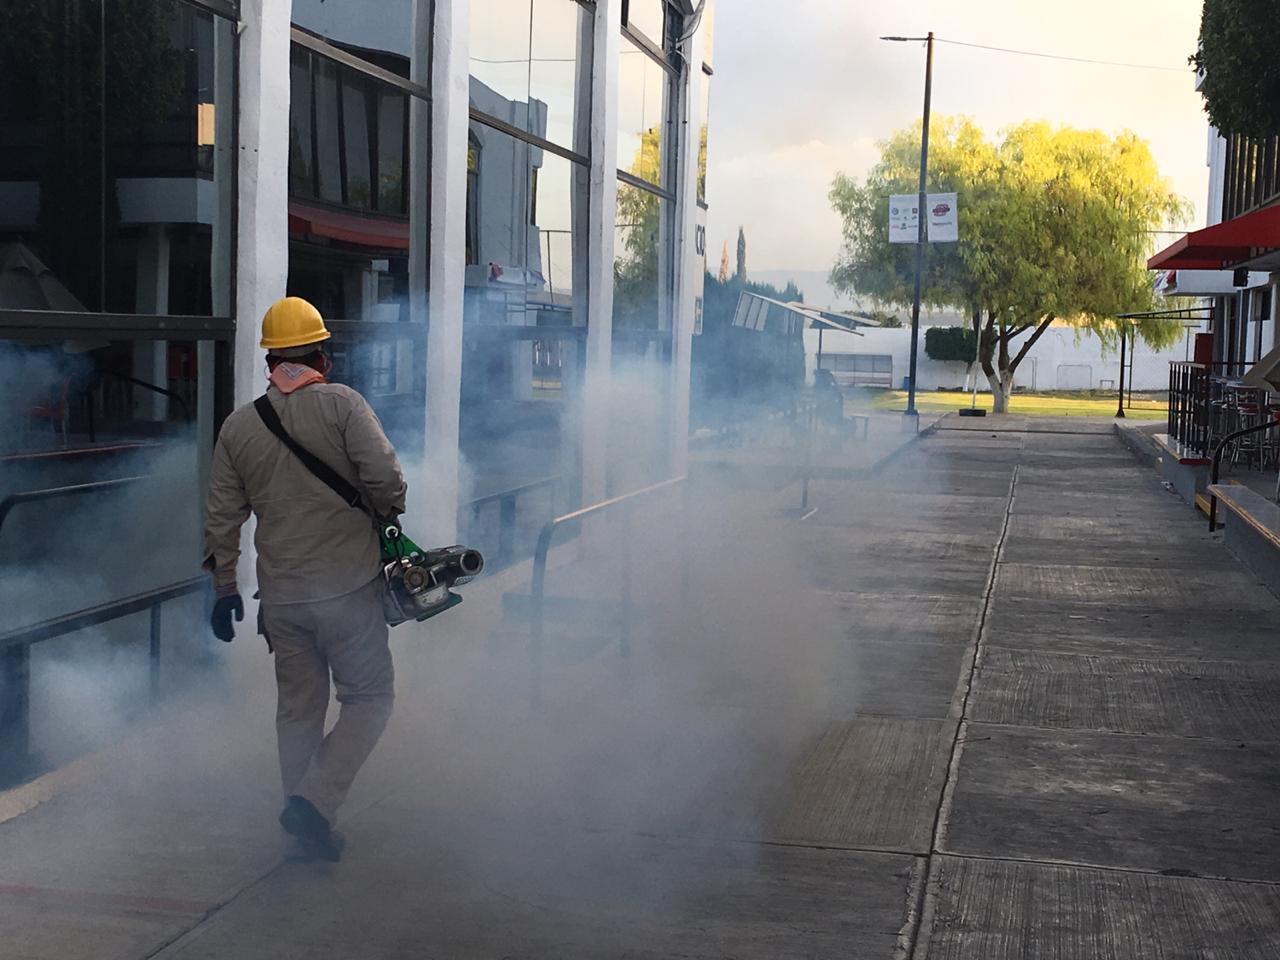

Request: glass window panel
left=289, top=50, right=316, bottom=197
left=458, top=120, right=589, bottom=568
left=697, top=70, right=710, bottom=205
left=617, top=34, right=668, bottom=188
left=625, top=0, right=666, bottom=44
left=470, top=0, right=592, bottom=153
left=0, top=2, right=234, bottom=316
left=377, top=91, right=406, bottom=214
left=0, top=336, right=215, bottom=618
left=291, top=0, right=427, bottom=80
left=314, top=58, right=343, bottom=203
left=343, top=77, right=373, bottom=209
left=287, top=45, right=427, bottom=448
left=529, top=0, right=592, bottom=150
left=701, top=0, right=715, bottom=68
left=614, top=181, right=667, bottom=331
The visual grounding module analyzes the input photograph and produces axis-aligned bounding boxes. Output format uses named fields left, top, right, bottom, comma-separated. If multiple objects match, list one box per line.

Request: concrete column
left=234, top=0, right=291, bottom=409
left=233, top=0, right=291, bottom=593
left=421, top=0, right=470, bottom=544
left=580, top=0, right=620, bottom=508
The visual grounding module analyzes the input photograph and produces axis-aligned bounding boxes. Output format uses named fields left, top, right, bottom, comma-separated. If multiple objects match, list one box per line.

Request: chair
left=24, top=376, right=71, bottom=448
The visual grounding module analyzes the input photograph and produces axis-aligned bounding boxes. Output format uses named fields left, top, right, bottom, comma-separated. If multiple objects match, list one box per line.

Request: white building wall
left=806, top=326, right=1190, bottom=393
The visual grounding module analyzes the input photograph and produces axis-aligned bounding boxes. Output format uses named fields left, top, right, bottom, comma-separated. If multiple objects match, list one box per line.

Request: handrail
left=462, top=474, right=561, bottom=568
left=97, top=370, right=193, bottom=422
left=0, top=476, right=150, bottom=538
left=529, top=475, right=687, bottom=649
left=0, top=576, right=207, bottom=649
left=464, top=474, right=559, bottom=511
left=1207, top=416, right=1279, bottom=531
left=0, top=574, right=207, bottom=787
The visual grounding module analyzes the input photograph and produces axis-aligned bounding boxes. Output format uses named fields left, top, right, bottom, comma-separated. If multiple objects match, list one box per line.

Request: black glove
left=211, top=594, right=244, bottom=642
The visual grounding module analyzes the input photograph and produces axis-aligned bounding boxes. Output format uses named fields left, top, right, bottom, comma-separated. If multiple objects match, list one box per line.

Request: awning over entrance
left=1148, top=204, right=1280, bottom=271
left=288, top=201, right=410, bottom=251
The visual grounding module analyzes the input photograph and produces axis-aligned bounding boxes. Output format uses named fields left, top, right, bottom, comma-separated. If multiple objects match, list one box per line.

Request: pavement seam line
left=933, top=849, right=1280, bottom=889
left=904, top=460, right=1020, bottom=960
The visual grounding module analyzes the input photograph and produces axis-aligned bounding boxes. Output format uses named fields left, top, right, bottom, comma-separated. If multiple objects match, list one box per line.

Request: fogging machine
left=379, top=523, right=484, bottom=626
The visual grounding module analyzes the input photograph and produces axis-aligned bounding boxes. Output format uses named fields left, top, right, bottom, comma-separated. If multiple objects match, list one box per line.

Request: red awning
left=1148, top=203, right=1280, bottom=270
left=288, top=201, right=410, bottom=252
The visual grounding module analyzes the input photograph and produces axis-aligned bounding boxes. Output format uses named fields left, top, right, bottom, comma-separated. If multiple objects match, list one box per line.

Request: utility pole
left=882, top=32, right=935, bottom=423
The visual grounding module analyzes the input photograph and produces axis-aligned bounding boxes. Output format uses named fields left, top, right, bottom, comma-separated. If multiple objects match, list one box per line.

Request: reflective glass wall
left=0, top=0, right=236, bottom=602
left=287, top=1, right=432, bottom=452
left=611, top=0, right=680, bottom=494
left=463, top=0, right=593, bottom=567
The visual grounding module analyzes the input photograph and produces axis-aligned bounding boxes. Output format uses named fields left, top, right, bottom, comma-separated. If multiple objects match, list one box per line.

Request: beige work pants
left=264, top=576, right=394, bottom=825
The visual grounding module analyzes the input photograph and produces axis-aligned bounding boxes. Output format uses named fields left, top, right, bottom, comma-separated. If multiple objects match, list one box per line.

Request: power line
left=935, top=37, right=1194, bottom=74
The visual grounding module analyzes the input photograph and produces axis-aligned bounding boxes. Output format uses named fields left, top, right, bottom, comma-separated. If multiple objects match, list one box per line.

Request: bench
left=1206, top=483, right=1280, bottom=597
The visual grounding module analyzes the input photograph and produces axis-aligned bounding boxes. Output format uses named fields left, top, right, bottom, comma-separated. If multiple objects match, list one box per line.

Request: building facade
left=1149, top=72, right=1279, bottom=372
left=0, top=0, right=716, bottom=596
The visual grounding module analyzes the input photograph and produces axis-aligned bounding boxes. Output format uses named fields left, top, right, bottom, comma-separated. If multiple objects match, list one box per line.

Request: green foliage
left=736, top=227, right=747, bottom=280
left=614, top=129, right=664, bottom=328
left=1193, top=0, right=1280, bottom=137
left=925, top=326, right=977, bottom=364
left=692, top=270, right=806, bottom=427
left=829, top=117, right=1190, bottom=395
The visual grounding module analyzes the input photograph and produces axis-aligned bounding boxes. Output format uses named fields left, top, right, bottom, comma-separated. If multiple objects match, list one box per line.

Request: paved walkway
left=4, top=416, right=1280, bottom=958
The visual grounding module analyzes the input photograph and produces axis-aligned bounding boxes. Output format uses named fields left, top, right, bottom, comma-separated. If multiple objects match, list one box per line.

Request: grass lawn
left=866, top=389, right=1168, bottom=420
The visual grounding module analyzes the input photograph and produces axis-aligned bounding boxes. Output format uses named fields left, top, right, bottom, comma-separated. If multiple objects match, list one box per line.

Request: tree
left=1193, top=0, right=1280, bottom=138
left=717, top=241, right=730, bottom=283
left=736, top=227, right=747, bottom=281
left=831, top=118, right=1189, bottom=411
left=614, top=128, right=663, bottom=328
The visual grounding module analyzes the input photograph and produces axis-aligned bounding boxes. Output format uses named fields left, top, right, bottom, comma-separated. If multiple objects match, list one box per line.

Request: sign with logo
left=928, top=192, right=958, bottom=243
left=889, top=193, right=959, bottom=243
left=889, top=195, right=919, bottom=244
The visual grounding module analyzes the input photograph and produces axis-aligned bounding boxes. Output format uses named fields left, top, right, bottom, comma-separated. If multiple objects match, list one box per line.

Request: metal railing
left=461, top=475, right=561, bottom=570
left=0, top=476, right=200, bottom=787
left=0, top=476, right=149, bottom=538
left=0, top=577, right=207, bottom=787
left=1167, top=361, right=1252, bottom=457
left=528, top=475, right=688, bottom=655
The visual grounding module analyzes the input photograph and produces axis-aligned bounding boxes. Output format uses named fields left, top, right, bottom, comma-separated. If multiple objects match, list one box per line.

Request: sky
left=703, top=0, right=1211, bottom=297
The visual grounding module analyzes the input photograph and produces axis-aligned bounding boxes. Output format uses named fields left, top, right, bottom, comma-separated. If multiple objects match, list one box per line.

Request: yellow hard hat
left=260, top=297, right=331, bottom=350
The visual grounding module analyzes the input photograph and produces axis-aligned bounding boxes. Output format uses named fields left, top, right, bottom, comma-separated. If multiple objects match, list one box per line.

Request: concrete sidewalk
left=3, top=416, right=1280, bottom=959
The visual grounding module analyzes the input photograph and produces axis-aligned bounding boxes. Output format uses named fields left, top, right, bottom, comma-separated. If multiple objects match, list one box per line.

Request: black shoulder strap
left=254, top=394, right=368, bottom=513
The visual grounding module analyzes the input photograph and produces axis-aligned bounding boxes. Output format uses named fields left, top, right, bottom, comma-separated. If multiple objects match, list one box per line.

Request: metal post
left=1116, top=323, right=1127, bottom=419
left=498, top=494, right=517, bottom=567
left=906, top=31, right=934, bottom=421
left=149, top=603, right=162, bottom=702
left=1127, top=326, right=1134, bottom=410
left=618, top=503, right=633, bottom=658
left=0, top=645, right=31, bottom=785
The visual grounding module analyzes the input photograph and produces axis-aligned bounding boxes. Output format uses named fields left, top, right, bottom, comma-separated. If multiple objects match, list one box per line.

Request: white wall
left=806, top=325, right=1191, bottom=393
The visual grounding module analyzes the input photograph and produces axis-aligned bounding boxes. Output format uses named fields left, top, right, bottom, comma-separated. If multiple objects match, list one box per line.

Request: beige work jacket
left=203, top=382, right=408, bottom=604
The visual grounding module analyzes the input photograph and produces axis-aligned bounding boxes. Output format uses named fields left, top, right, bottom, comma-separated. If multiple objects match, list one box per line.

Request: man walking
left=203, top=297, right=407, bottom=861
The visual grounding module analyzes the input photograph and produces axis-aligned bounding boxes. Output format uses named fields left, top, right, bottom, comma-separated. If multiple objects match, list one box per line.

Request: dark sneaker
left=280, top=796, right=344, bottom=862
left=288, top=830, right=345, bottom=863
left=279, top=795, right=330, bottom=841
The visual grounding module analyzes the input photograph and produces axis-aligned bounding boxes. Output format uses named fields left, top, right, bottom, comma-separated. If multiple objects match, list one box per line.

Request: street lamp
left=881, top=32, right=935, bottom=423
